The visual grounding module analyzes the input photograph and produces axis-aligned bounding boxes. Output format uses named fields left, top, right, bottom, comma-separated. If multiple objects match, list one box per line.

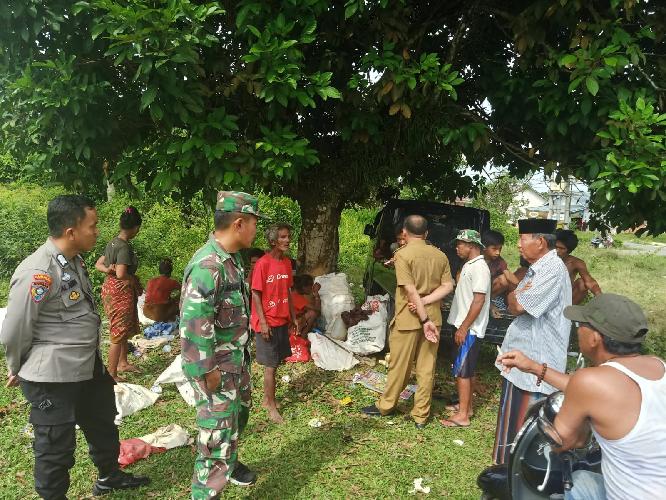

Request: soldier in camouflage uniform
left=180, top=191, right=264, bottom=499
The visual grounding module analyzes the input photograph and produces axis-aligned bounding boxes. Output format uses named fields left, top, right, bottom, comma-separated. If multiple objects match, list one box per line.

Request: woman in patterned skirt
left=96, top=206, right=142, bottom=381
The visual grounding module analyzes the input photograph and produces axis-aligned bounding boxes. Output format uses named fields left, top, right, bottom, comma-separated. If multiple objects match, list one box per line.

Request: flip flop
left=439, top=418, right=470, bottom=428
left=444, top=404, right=474, bottom=417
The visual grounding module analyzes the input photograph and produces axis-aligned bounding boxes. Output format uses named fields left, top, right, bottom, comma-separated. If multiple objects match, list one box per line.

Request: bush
left=0, top=185, right=304, bottom=298
left=0, top=183, right=66, bottom=279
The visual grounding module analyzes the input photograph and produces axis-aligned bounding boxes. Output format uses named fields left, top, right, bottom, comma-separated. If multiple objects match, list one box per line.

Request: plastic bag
left=114, top=383, right=159, bottom=423
left=344, top=294, right=389, bottom=355
left=308, top=332, right=359, bottom=371
left=118, top=438, right=165, bottom=467
left=285, top=333, right=311, bottom=363
left=315, top=273, right=355, bottom=341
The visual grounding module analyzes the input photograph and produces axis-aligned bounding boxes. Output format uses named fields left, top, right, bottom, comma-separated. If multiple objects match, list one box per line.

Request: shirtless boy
left=555, top=229, right=602, bottom=305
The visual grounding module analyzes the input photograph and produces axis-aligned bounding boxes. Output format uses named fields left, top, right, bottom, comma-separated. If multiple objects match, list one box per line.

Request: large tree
left=1, top=0, right=664, bottom=274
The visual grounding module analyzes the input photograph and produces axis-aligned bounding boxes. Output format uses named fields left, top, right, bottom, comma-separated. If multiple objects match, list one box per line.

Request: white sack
left=152, top=355, right=196, bottom=406
left=314, top=273, right=355, bottom=341
left=344, top=294, right=389, bottom=355
left=137, top=294, right=155, bottom=326
left=114, top=383, right=159, bottom=423
left=308, top=332, right=359, bottom=371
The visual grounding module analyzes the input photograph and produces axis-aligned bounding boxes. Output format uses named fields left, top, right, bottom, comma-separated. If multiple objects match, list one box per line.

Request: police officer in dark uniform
left=0, top=195, right=150, bottom=499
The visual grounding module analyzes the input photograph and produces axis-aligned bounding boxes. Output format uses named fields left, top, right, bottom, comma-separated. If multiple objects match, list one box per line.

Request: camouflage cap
left=453, top=229, right=484, bottom=248
left=216, top=191, right=266, bottom=218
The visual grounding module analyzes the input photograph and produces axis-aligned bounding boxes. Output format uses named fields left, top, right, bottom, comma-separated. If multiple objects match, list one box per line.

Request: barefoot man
left=251, top=223, right=297, bottom=424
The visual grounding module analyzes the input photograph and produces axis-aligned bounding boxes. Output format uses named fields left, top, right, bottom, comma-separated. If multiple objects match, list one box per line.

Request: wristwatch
left=419, top=316, right=430, bottom=325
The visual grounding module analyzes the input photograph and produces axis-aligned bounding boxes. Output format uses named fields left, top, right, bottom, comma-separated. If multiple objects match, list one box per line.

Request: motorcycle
left=476, top=389, right=602, bottom=499
left=590, top=234, right=613, bottom=249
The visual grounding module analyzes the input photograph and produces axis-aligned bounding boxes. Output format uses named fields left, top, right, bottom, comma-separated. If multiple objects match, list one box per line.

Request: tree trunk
left=293, top=188, right=345, bottom=277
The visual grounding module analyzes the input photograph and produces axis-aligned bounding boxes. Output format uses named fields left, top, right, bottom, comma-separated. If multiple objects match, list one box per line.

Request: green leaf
left=223, top=171, right=235, bottom=184
left=247, top=25, right=261, bottom=38
left=585, top=77, right=599, bottom=96
left=140, top=87, right=157, bottom=111
left=344, top=3, right=358, bottom=19
left=603, top=57, right=618, bottom=67
left=568, top=77, right=583, bottom=93
left=559, top=54, right=576, bottom=68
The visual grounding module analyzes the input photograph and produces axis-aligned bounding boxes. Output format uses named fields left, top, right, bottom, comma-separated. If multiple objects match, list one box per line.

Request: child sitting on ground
left=143, top=258, right=180, bottom=322
left=292, top=274, right=321, bottom=335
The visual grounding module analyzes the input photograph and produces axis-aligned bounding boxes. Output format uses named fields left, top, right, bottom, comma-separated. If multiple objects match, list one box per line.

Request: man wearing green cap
left=441, top=229, right=491, bottom=428
left=180, top=191, right=263, bottom=499
left=497, top=293, right=666, bottom=499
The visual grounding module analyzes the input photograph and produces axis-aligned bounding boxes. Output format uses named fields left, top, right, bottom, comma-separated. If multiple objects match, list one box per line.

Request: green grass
left=0, top=340, right=501, bottom=499
left=1, top=219, right=665, bottom=499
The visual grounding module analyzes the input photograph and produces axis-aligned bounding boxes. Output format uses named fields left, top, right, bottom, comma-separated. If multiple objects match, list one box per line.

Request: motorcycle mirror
left=537, top=392, right=565, bottom=448
left=575, top=353, right=586, bottom=370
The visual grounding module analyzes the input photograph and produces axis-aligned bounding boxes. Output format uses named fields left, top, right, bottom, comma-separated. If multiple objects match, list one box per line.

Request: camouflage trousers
left=189, top=363, right=251, bottom=500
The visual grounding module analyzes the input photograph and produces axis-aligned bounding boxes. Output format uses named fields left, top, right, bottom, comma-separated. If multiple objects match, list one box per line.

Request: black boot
left=92, top=469, right=150, bottom=496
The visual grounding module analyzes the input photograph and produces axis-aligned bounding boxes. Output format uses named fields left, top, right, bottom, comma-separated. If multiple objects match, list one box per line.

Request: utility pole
left=547, top=175, right=572, bottom=228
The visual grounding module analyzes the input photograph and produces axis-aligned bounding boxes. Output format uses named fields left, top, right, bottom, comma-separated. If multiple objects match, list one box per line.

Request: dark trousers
left=20, top=358, right=120, bottom=500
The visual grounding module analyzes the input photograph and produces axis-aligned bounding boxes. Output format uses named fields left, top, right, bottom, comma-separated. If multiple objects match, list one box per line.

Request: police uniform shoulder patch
left=31, top=273, right=52, bottom=303
left=69, top=290, right=81, bottom=301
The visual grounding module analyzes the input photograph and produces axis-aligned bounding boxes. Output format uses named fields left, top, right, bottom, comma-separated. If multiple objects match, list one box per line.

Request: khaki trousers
left=376, top=324, right=439, bottom=423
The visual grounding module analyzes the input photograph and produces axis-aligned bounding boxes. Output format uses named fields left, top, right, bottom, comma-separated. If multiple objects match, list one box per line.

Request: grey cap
left=564, top=293, right=648, bottom=344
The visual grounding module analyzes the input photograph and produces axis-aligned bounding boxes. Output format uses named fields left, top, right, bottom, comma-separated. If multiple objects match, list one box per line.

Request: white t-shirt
left=447, top=255, right=491, bottom=338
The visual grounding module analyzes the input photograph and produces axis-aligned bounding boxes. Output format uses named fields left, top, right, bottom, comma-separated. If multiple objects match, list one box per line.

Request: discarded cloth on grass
left=114, top=383, right=160, bottom=424
left=308, top=331, right=359, bottom=371
left=138, top=424, right=190, bottom=449
left=285, top=333, right=311, bottom=363
left=130, top=334, right=173, bottom=352
left=343, top=294, right=389, bottom=355
left=315, top=273, right=355, bottom=341
left=151, top=354, right=196, bottom=406
left=143, top=321, right=178, bottom=339
left=118, top=439, right=166, bottom=467
left=118, top=424, right=191, bottom=467
left=351, top=369, right=417, bottom=400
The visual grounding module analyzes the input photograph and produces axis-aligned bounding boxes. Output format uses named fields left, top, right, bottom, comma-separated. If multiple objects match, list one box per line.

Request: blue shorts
left=452, top=331, right=480, bottom=379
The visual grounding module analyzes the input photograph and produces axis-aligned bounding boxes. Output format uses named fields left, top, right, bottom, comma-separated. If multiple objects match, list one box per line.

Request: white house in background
left=511, top=185, right=547, bottom=220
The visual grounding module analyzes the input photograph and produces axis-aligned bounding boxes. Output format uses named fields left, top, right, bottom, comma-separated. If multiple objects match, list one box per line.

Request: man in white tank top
left=497, top=293, right=666, bottom=500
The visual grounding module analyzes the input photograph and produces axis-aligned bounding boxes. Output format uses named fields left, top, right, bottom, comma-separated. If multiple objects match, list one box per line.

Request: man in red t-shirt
left=251, top=224, right=296, bottom=424
left=144, top=258, right=180, bottom=322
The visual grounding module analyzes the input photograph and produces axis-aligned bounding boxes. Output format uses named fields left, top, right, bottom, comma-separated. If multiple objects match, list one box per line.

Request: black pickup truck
left=362, top=199, right=514, bottom=346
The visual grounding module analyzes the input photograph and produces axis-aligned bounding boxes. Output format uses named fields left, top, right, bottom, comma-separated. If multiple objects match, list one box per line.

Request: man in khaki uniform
left=362, top=215, right=453, bottom=428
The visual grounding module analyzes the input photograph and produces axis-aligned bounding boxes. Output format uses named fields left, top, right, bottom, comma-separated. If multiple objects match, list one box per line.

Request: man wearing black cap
left=492, top=218, right=572, bottom=464
left=498, top=293, right=666, bottom=499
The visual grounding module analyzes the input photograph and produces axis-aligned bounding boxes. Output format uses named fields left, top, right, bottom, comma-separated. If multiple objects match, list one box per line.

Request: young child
left=143, top=258, right=180, bottom=322
left=292, top=274, right=321, bottom=335
left=482, top=230, right=508, bottom=315
left=250, top=224, right=296, bottom=424
left=443, top=229, right=491, bottom=428
left=555, top=229, right=602, bottom=304
left=246, top=247, right=265, bottom=285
